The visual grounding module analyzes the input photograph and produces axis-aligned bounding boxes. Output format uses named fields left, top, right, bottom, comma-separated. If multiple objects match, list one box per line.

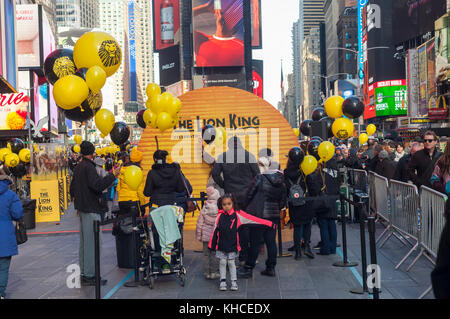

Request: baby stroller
left=137, top=205, right=187, bottom=289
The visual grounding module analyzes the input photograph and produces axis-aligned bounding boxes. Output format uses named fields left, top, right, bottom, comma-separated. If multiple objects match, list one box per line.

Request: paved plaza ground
left=5, top=204, right=436, bottom=299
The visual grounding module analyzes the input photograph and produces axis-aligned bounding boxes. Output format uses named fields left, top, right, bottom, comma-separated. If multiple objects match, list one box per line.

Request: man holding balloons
left=70, top=141, right=119, bottom=286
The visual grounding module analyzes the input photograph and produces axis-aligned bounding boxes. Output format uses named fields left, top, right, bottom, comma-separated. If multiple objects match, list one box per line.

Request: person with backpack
left=284, top=147, right=315, bottom=260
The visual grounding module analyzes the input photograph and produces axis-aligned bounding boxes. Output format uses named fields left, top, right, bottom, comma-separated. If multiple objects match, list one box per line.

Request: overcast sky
left=253, top=0, right=299, bottom=109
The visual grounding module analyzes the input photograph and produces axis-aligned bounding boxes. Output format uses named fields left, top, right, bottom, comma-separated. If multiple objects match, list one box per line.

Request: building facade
left=55, top=0, right=99, bottom=28
left=303, top=0, right=324, bottom=36
left=302, top=27, right=322, bottom=120
left=337, top=6, right=357, bottom=79
left=292, top=20, right=303, bottom=125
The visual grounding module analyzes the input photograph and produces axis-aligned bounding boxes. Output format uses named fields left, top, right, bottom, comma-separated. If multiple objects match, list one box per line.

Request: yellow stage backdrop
left=138, top=87, right=299, bottom=230
left=31, top=180, right=61, bottom=223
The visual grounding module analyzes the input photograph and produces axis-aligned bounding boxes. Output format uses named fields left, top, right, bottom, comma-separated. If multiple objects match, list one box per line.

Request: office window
left=346, top=53, right=351, bottom=60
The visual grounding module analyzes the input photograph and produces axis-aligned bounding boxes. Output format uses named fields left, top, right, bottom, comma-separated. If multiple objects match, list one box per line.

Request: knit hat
left=80, top=141, right=95, bottom=156
left=130, top=148, right=143, bottom=163
left=258, top=156, right=271, bottom=171
left=379, top=150, right=389, bottom=159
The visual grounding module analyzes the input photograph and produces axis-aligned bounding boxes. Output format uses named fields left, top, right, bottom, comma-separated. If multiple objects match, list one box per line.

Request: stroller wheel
left=180, top=266, right=187, bottom=275
left=179, top=273, right=185, bottom=287
left=149, top=276, right=155, bottom=289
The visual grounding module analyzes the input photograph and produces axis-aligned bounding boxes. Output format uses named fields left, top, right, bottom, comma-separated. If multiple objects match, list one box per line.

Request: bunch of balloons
left=324, top=95, right=365, bottom=140
left=44, top=31, right=122, bottom=123
left=0, top=138, right=31, bottom=177
left=358, top=124, right=377, bottom=145
left=142, top=83, right=182, bottom=133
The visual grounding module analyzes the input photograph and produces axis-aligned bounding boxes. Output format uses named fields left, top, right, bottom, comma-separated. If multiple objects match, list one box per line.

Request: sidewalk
left=6, top=206, right=435, bottom=299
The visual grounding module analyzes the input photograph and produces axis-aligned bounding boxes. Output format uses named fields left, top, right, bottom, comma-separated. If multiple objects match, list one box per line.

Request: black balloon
left=342, top=97, right=364, bottom=119
left=64, top=90, right=102, bottom=122
left=10, top=138, right=25, bottom=154
left=319, top=116, right=334, bottom=138
left=312, top=107, right=326, bottom=121
left=75, top=68, right=88, bottom=79
left=307, top=139, right=322, bottom=161
left=110, top=122, right=130, bottom=146
left=43, top=49, right=77, bottom=85
left=288, top=147, right=305, bottom=166
left=10, top=163, right=27, bottom=178
left=300, top=119, right=312, bottom=136
left=202, top=124, right=216, bottom=144
left=310, top=136, right=323, bottom=143
left=120, top=141, right=130, bottom=152
left=136, top=110, right=146, bottom=129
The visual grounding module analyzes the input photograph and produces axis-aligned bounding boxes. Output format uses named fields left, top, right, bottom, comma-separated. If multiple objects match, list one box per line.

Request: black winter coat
left=393, top=154, right=411, bottom=182
left=144, top=163, right=185, bottom=206
left=407, top=149, right=442, bottom=188
left=284, top=165, right=315, bottom=225
left=375, top=158, right=395, bottom=180
left=211, top=144, right=259, bottom=207
left=70, top=158, right=116, bottom=214
left=245, top=170, right=287, bottom=220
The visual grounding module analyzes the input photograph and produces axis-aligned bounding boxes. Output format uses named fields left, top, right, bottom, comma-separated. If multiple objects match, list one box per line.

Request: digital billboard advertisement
left=358, top=0, right=368, bottom=79
left=252, top=59, right=263, bottom=98
left=152, top=0, right=181, bottom=52
left=251, top=0, right=261, bottom=49
left=128, top=0, right=137, bottom=102
left=192, top=0, right=244, bottom=67
left=374, top=80, right=407, bottom=117
left=159, top=45, right=180, bottom=86
left=16, top=4, right=41, bottom=69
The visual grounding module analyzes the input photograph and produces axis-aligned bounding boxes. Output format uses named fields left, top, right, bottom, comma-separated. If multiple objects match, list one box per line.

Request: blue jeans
left=293, top=223, right=312, bottom=248
left=0, top=257, right=12, bottom=297
left=317, top=218, right=337, bottom=255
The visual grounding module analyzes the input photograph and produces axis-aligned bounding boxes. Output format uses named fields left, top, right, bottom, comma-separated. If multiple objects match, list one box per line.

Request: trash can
left=115, top=232, right=136, bottom=269
left=21, top=199, right=36, bottom=230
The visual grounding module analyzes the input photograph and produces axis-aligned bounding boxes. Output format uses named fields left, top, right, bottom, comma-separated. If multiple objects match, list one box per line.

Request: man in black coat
left=70, top=141, right=118, bottom=286
left=407, top=131, right=442, bottom=189
left=212, top=137, right=260, bottom=264
left=393, top=142, right=422, bottom=182
left=366, top=144, right=383, bottom=172
left=375, top=150, right=395, bottom=180
left=238, top=157, right=287, bottom=278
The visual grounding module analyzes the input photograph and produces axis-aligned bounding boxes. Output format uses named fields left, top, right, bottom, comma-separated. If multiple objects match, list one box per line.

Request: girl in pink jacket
left=196, top=186, right=221, bottom=280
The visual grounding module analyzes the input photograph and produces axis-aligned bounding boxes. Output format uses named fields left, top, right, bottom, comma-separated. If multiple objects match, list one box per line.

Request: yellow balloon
left=146, top=83, right=161, bottom=97
left=73, top=145, right=81, bottom=153
left=150, top=95, right=165, bottom=114
left=318, top=141, right=335, bottom=163
left=293, top=128, right=300, bottom=137
left=85, top=66, right=107, bottom=93
left=301, top=155, right=318, bottom=176
left=73, top=31, right=122, bottom=77
left=160, top=92, right=174, bottom=109
left=166, top=97, right=181, bottom=117
left=171, top=114, right=179, bottom=127
left=324, top=95, right=345, bottom=119
left=156, top=112, right=174, bottom=132
left=19, top=148, right=31, bottom=163
left=143, top=109, right=157, bottom=128
left=95, top=109, right=115, bottom=135
left=332, top=117, right=354, bottom=140
left=359, top=133, right=369, bottom=145
left=53, top=75, right=89, bottom=110
left=101, top=133, right=106, bottom=139
left=124, top=165, right=143, bottom=191
left=0, top=148, right=11, bottom=162
left=74, top=135, right=82, bottom=145
left=5, top=153, right=19, bottom=168
left=367, top=124, right=376, bottom=136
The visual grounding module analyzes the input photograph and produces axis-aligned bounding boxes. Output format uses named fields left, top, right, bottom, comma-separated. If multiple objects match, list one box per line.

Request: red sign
left=252, top=70, right=262, bottom=98
left=0, top=93, right=29, bottom=130
left=152, top=0, right=181, bottom=52
left=364, top=83, right=376, bottom=119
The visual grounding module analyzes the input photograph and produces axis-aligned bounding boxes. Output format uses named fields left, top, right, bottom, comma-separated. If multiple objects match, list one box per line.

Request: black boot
left=261, top=268, right=276, bottom=277
left=237, top=266, right=253, bottom=279
left=287, top=245, right=295, bottom=252
left=304, top=243, right=315, bottom=259
left=294, top=246, right=302, bottom=260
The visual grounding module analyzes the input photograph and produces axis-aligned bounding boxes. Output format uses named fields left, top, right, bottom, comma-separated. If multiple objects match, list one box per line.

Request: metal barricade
left=371, top=173, right=391, bottom=243
left=348, top=169, right=368, bottom=194
left=379, top=180, right=420, bottom=270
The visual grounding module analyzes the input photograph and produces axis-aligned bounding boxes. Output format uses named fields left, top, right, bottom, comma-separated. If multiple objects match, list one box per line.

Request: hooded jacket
left=196, top=187, right=220, bottom=242
left=0, top=178, right=24, bottom=257
left=70, top=158, right=116, bottom=214
left=245, top=170, right=287, bottom=220
left=211, top=138, right=259, bottom=206
left=144, top=162, right=185, bottom=206
left=208, top=208, right=274, bottom=253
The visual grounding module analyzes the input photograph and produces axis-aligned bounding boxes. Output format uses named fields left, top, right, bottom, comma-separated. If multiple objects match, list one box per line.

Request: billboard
left=192, top=0, right=244, bottom=67
left=192, top=71, right=246, bottom=90
left=128, top=0, right=137, bottom=102
left=159, top=45, right=180, bottom=86
left=392, top=0, right=446, bottom=45
left=358, top=0, right=368, bottom=79
left=16, top=4, right=41, bottom=69
left=3, top=0, right=17, bottom=88
left=252, top=59, right=263, bottom=98
left=152, top=0, right=181, bottom=52
left=251, top=0, right=261, bottom=49
left=374, top=80, right=407, bottom=117
left=407, top=48, right=419, bottom=118
left=0, top=93, right=29, bottom=130
left=435, top=13, right=449, bottom=83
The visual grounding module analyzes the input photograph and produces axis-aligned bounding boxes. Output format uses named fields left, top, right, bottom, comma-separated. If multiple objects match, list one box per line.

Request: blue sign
left=358, top=0, right=368, bottom=80
left=128, top=0, right=137, bottom=102
left=343, top=90, right=353, bottom=99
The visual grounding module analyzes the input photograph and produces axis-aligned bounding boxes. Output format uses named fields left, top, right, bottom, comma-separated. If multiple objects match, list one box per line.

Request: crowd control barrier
left=380, top=180, right=420, bottom=269
left=369, top=173, right=390, bottom=243
left=347, top=169, right=369, bottom=222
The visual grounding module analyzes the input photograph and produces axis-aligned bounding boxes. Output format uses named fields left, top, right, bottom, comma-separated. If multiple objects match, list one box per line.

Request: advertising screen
left=251, top=0, right=261, bottom=48
left=128, top=0, right=137, bottom=101
left=4, top=0, right=17, bottom=88
left=192, top=72, right=246, bottom=90
left=374, top=80, right=407, bottom=117
left=392, top=0, right=446, bottom=45
left=16, top=4, right=41, bottom=69
left=152, top=0, right=181, bottom=52
left=0, top=93, right=29, bottom=130
left=159, top=45, right=181, bottom=86
left=192, top=0, right=244, bottom=67
left=252, top=59, right=263, bottom=98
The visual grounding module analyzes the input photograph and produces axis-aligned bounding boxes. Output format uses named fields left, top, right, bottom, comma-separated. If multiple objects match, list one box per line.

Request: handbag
left=15, top=219, right=28, bottom=245
left=181, top=172, right=199, bottom=213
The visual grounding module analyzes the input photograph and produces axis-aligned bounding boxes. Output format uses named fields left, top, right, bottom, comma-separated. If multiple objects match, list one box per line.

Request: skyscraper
left=55, top=0, right=99, bottom=28
left=302, top=27, right=321, bottom=119
left=303, top=0, right=324, bottom=36
left=292, top=20, right=303, bottom=124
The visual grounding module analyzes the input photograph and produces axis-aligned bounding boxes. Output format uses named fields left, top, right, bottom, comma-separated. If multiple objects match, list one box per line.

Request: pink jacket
left=196, top=187, right=220, bottom=242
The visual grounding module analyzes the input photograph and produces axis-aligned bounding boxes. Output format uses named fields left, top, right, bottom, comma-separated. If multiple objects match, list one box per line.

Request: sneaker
left=230, top=281, right=238, bottom=291
left=210, top=272, right=221, bottom=280
left=219, top=280, right=227, bottom=291
left=313, top=242, right=321, bottom=250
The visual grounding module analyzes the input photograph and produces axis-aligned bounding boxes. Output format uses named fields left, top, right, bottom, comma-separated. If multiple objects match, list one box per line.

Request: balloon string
left=155, top=136, right=159, bottom=150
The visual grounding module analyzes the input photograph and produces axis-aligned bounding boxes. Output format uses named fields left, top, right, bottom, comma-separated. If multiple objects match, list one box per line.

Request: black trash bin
left=115, top=232, right=137, bottom=269
left=21, top=199, right=36, bottom=230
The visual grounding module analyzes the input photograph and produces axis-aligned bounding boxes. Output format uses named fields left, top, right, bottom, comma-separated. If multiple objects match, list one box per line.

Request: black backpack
left=288, top=175, right=306, bottom=207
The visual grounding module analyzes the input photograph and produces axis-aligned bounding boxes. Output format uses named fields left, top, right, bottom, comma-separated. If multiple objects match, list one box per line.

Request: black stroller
left=136, top=205, right=187, bottom=289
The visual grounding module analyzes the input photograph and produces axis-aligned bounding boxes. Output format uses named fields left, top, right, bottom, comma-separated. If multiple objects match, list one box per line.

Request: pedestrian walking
left=196, top=186, right=221, bottom=280
left=0, top=169, right=23, bottom=299
left=209, top=194, right=275, bottom=291
left=237, top=156, right=287, bottom=278
left=70, top=141, right=118, bottom=286
left=408, top=131, right=442, bottom=188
